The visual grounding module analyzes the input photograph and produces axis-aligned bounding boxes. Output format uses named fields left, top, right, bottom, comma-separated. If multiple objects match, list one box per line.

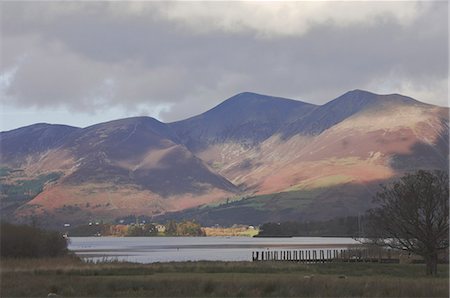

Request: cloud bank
left=0, top=1, right=448, bottom=130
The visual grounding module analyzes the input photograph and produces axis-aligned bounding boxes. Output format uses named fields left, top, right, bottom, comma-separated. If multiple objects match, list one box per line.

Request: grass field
left=1, top=256, right=448, bottom=297
left=203, top=226, right=259, bottom=237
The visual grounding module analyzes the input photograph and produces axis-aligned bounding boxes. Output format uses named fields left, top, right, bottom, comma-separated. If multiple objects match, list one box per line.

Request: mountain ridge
left=0, top=89, right=448, bottom=227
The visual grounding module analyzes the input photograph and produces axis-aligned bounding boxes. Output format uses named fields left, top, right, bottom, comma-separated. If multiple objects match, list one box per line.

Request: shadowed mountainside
left=0, top=123, right=80, bottom=166
left=169, top=92, right=317, bottom=151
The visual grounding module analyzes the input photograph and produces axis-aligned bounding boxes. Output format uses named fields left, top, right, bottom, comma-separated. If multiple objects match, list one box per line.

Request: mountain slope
left=169, top=92, right=317, bottom=151
left=58, top=117, right=237, bottom=196
left=281, top=89, right=430, bottom=137
left=1, top=90, right=448, bottom=227
left=162, top=90, right=448, bottom=225
left=0, top=123, right=80, bottom=166
left=189, top=90, right=447, bottom=190
left=1, top=117, right=238, bottom=226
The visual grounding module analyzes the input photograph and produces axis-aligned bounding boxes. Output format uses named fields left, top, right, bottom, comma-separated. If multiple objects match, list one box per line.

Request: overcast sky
left=0, top=1, right=448, bottom=131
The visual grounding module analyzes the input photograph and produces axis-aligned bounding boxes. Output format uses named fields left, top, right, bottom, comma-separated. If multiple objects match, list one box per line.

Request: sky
left=0, top=1, right=448, bottom=131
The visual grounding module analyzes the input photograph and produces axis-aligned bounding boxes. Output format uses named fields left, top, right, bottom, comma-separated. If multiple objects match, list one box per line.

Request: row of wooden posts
left=252, top=248, right=399, bottom=263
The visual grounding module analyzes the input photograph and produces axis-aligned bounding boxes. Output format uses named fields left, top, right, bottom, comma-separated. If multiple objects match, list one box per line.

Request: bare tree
left=367, top=170, right=449, bottom=276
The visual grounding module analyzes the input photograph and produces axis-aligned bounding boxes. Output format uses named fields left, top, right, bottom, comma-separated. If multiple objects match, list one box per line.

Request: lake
left=69, top=237, right=360, bottom=263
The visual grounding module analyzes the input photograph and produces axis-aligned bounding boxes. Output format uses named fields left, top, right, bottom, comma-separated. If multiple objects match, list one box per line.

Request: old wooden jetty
left=252, top=248, right=402, bottom=263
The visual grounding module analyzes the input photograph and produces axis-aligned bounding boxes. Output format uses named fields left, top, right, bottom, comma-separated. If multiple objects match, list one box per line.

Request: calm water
left=69, top=237, right=359, bottom=263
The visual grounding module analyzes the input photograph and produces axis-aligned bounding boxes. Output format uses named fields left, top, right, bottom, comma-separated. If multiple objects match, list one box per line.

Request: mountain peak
left=334, top=89, right=378, bottom=104
left=342, top=89, right=378, bottom=98
left=170, top=92, right=317, bottom=150
left=328, top=89, right=430, bottom=110
left=222, top=92, right=305, bottom=106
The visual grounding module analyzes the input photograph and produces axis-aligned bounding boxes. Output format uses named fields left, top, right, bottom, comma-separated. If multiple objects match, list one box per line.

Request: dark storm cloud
left=0, top=1, right=448, bottom=124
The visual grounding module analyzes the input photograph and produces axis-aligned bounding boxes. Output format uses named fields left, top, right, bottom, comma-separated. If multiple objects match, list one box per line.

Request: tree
left=366, top=170, right=449, bottom=276
left=165, top=220, right=178, bottom=236
left=0, top=222, right=69, bottom=258
left=176, top=220, right=205, bottom=236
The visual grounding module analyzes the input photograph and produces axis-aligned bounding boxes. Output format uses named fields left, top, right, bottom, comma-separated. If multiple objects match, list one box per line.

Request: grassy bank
left=1, top=257, right=448, bottom=297
left=203, top=226, right=259, bottom=237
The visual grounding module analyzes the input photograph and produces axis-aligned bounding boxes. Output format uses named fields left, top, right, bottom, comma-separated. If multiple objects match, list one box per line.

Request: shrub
left=0, top=222, right=68, bottom=258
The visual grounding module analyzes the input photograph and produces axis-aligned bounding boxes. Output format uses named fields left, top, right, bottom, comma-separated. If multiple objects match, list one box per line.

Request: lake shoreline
left=68, top=236, right=362, bottom=263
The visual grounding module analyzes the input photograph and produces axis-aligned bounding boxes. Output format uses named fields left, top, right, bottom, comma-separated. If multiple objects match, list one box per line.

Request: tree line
left=0, top=222, right=69, bottom=258
left=257, top=216, right=365, bottom=237
left=69, top=220, right=205, bottom=237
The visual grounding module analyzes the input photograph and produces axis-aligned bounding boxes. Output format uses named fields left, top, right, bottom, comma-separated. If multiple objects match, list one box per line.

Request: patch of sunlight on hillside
left=286, top=174, right=354, bottom=191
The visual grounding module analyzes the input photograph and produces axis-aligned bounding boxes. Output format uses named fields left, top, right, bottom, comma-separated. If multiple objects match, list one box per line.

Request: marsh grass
left=1, top=257, right=448, bottom=297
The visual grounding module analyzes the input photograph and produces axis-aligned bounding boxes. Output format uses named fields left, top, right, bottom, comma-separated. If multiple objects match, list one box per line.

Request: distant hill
left=1, top=90, right=448, bottom=227
left=0, top=123, right=80, bottom=166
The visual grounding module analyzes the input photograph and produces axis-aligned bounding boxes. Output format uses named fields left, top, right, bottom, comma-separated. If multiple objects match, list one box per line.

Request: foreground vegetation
left=1, top=257, right=448, bottom=297
left=0, top=222, right=68, bottom=258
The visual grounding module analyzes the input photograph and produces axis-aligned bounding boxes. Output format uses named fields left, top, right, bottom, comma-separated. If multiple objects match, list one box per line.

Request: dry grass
left=203, top=227, right=259, bottom=237
left=1, top=257, right=448, bottom=297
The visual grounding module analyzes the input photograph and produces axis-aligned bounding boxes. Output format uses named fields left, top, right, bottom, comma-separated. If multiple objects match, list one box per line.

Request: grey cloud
left=0, top=1, right=448, bottom=125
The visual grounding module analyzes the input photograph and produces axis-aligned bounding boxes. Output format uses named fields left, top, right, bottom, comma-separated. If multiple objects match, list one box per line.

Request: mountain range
left=1, top=89, right=448, bottom=227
